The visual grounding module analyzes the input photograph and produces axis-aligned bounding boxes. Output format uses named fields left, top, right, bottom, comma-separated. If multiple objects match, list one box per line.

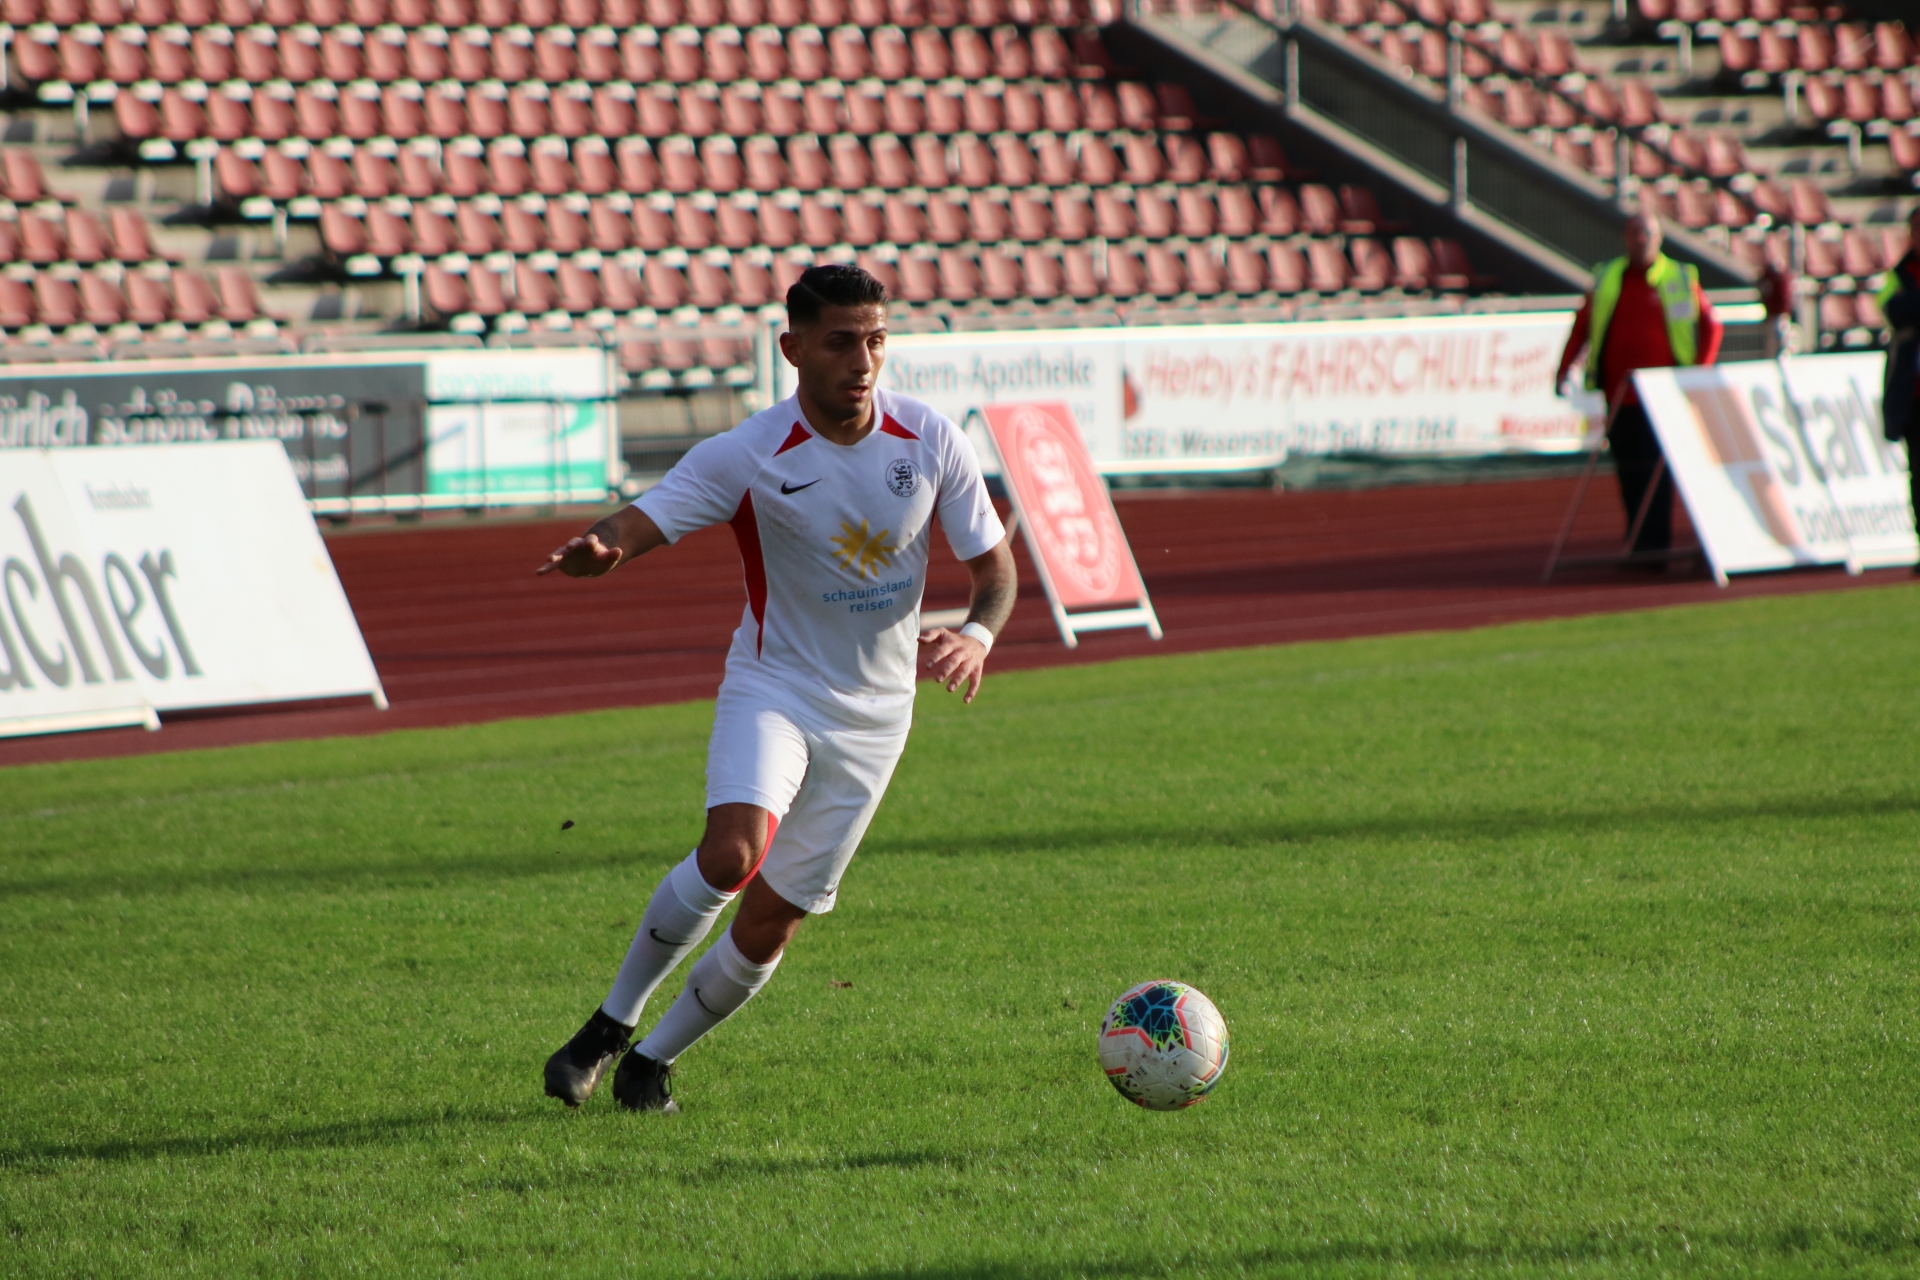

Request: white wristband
left=958, top=621, right=994, bottom=653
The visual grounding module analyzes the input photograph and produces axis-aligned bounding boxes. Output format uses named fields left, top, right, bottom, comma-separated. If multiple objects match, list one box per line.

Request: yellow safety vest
left=1584, top=253, right=1701, bottom=391
left=1874, top=257, right=1916, bottom=317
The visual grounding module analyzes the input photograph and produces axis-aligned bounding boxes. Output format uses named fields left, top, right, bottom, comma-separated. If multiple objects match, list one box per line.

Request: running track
left=2, top=476, right=1908, bottom=768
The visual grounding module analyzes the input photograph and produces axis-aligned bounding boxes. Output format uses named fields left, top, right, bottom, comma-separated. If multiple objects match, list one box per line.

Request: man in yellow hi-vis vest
left=1875, top=207, right=1920, bottom=560
left=1555, top=212, right=1723, bottom=562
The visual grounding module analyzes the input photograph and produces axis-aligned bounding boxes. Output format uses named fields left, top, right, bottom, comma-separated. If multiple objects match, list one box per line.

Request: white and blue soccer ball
left=1097, top=980, right=1229, bottom=1111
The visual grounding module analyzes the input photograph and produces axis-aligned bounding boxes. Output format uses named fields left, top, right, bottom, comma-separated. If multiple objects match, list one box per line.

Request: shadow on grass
left=789, top=1222, right=1920, bottom=1278
left=6, top=790, right=1920, bottom=903
left=0, top=1107, right=524, bottom=1169
left=465, top=1147, right=968, bottom=1197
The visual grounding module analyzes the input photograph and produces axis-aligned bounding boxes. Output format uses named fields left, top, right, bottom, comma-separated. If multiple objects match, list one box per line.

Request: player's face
left=789, top=304, right=888, bottom=421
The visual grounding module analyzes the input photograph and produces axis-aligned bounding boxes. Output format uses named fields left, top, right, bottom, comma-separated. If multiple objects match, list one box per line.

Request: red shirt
left=1555, top=264, right=1723, bottom=407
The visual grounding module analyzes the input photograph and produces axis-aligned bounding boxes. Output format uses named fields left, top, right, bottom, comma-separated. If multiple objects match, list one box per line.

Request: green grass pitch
left=3, top=587, right=1919, bottom=1277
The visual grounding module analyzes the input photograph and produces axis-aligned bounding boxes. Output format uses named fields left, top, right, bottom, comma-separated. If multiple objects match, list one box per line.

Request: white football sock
left=600, top=852, right=737, bottom=1027
left=635, top=930, right=782, bottom=1064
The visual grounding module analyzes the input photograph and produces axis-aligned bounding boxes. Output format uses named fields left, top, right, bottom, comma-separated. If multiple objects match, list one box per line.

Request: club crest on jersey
left=886, top=458, right=922, bottom=498
left=830, top=519, right=898, bottom=579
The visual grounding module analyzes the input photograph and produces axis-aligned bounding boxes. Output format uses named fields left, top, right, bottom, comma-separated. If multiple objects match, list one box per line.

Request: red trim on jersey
left=774, top=423, right=812, bottom=455
left=726, top=812, right=778, bottom=893
left=879, top=415, right=918, bottom=440
left=729, top=490, right=768, bottom=656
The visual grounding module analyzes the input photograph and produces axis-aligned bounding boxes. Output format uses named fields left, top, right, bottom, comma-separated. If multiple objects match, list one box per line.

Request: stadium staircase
left=0, top=0, right=1904, bottom=467
left=1131, top=0, right=1918, bottom=352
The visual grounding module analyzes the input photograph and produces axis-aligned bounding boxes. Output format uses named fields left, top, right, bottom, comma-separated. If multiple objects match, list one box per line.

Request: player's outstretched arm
left=918, top=536, right=1017, bottom=704
left=536, top=504, right=669, bottom=578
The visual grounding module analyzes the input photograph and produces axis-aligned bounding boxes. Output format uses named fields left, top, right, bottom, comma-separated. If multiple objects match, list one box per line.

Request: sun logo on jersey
left=830, top=519, right=898, bottom=579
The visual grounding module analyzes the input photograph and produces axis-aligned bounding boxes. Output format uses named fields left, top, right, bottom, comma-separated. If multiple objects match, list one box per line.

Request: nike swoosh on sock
left=693, top=988, right=721, bottom=1016
left=650, top=929, right=688, bottom=946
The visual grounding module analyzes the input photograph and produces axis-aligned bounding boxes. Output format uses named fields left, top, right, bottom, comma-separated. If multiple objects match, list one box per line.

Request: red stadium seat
left=991, top=134, right=1034, bottom=187
left=1120, top=135, right=1162, bottom=184
left=829, top=134, right=872, bottom=189
left=1297, top=185, right=1339, bottom=235
left=1105, top=247, right=1143, bottom=299
left=1142, top=244, right=1185, bottom=297
left=601, top=261, right=642, bottom=310
left=409, top=207, right=454, bottom=256
left=910, top=134, right=948, bottom=188
left=1092, top=189, right=1132, bottom=239
left=34, top=276, right=80, bottom=328
left=1174, top=187, right=1214, bottom=238
left=1307, top=240, right=1350, bottom=292
left=1062, top=244, right=1098, bottom=299
left=787, top=134, right=829, bottom=190
left=168, top=269, right=217, bottom=324
left=499, top=204, right=543, bottom=254
left=1349, top=238, right=1391, bottom=291
left=980, top=245, right=1022, bottom=301
left=1264, top=243, right=1306, bottom=293
left=454, top=204, right=497, bottom=254
left=76, top=276, right=126, bottom=328
left=590, top=198, right=633, bottom=251
left=1117, top=81, right=1156, bottom=131
left=514, top=261, right=556, bottom=314
left=843, top=193, right=883, bottom=246
left=730, top=255, right=772, bottom=306
left=953, top=135, right=995, bottom=187
left=1134, top=188, right=1174, bottom=238
left=937, top=248, right=980, bottom=302
left=425, top=266, right=470, bottom=318
left=467, top=266, right=508, bottom=316
left=0, top=279, right=35, bottom=329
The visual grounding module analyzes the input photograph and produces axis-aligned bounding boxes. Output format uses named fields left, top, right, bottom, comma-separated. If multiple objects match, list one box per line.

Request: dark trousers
left=1608, top=402, right=1673, bottom=554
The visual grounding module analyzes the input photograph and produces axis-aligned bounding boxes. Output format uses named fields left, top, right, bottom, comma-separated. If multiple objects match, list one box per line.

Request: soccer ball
left=1097, top=980, right=1229, bottom=1110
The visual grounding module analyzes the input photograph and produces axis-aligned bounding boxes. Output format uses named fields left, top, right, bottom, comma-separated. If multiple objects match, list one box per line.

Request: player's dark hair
left=786, top=264, right=888, bottom=327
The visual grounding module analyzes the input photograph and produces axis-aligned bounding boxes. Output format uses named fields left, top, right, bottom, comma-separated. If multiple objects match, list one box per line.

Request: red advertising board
left=978, top=402, right=1160, bottom=646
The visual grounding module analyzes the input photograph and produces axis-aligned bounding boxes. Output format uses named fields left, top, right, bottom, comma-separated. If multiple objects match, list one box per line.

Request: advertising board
left=978, top=402, right=1160, bottom=647
left=0, top=348, right=617, bottom=511
left=1633, top=355, right=1915, bottom=579
left=1, top=440, right=385, bottom=738
left=870, top=312, right=1585, bottom=474
left=0, top=452, right=159, bottom=737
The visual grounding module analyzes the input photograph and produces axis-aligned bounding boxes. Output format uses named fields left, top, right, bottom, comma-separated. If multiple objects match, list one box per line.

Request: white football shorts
left=704, top=678, right=911, bottom=914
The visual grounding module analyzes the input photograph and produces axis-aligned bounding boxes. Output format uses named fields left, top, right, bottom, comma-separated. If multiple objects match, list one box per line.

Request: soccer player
left=535, top=264, right=1017, bottom=1112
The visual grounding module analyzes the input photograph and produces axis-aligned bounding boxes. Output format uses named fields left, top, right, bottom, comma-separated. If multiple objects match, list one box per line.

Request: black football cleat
left=612, top=1048, right=680, bottom=1113
left=543, top=1009, right=633, bottom=1107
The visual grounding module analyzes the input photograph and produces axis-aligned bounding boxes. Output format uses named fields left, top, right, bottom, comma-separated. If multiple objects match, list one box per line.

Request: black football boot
left=543, top=1009, right=634, bottom=1107
left=611, top=1048, right=680, bottom=1113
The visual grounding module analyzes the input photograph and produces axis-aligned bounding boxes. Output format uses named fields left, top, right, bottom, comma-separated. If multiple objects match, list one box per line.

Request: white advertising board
left=0, top=451, right=158, bottom=737
left=424, top=347, right=615, bottom=501
left=864, top=312, right=1585, bottom=473
left=1634, top=355, right=1915, bottom=579
left=1, top=440, right=385, bottom=738
left=0, top=347, right=618, bottom=513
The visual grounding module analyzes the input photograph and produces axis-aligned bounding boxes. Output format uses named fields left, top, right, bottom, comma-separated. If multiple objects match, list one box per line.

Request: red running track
left=2, top=476, right=1908, bottom=768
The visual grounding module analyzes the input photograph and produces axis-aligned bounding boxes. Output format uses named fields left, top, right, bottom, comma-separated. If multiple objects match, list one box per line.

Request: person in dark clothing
left=1555, top=212, right=1724, bottom=562
left=1875, top=206, right=1920, bottom=564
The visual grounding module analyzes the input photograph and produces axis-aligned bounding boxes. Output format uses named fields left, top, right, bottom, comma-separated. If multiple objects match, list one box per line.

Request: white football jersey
left=634, top=389, right=1005, bottom=728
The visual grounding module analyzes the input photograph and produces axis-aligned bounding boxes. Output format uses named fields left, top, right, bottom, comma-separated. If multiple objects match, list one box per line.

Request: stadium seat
left=1105, top=246, right=1143, bottom=299
left=1306, top=240, right=1350, bottom=292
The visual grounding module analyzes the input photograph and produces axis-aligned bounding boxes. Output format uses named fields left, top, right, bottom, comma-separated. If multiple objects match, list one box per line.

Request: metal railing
left=1127, top=0, right=1755, bottom=290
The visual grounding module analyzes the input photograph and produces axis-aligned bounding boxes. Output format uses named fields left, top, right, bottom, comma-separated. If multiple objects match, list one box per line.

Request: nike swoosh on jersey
left=780, top=479, right=823, bottom=494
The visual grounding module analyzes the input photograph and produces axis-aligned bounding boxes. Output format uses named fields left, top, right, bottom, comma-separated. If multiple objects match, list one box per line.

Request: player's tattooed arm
left=963, top=542, right=1018, bottom=637
left=919, top=536, right=1017, bottom=704
left=537, top=505, right=669, bottom=577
